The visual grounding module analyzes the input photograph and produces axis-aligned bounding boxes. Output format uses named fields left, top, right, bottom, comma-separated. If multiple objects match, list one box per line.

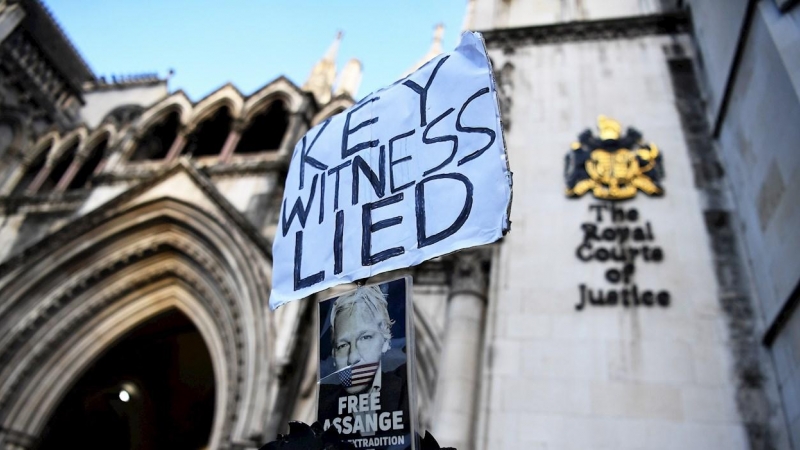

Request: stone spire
left=303, top=31, right=342, bottom=105
left=402, top=24, right=444, bottom=78
left=334, top=58, right=362, bottom=98
left=461, top=0, right=476, bottom=31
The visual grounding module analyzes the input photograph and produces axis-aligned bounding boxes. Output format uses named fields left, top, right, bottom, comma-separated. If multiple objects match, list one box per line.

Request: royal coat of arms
left=564, top=116, right=664, bottom=200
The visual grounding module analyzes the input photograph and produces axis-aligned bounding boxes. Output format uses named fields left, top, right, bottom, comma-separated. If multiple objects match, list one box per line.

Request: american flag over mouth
left=338, top=362, right=379, bottom=388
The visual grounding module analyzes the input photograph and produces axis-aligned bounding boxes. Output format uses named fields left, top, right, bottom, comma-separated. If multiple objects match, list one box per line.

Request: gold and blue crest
left=565, top=116, right=664, bottom=200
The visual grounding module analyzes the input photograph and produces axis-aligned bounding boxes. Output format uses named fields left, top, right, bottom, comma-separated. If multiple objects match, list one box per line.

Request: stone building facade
left=0, top=0, right=798, bottom=449
left=0, top=2, right=458, bottom=449
left=469, top=0, right=799, bottom=448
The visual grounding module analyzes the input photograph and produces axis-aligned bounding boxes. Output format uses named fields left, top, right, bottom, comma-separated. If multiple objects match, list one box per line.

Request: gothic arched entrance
left=37, top=309, right=215, bottom=450
left=0, top=164, right=317, bottom=450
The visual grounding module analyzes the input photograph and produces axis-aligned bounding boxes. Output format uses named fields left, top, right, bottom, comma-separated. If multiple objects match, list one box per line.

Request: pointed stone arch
left=233, top=99, right=290, bottom=156
left=0, top=194, right=295, bottom=449
left=184, top=104, right=235, bottom=158
left=242, top=94, right=292, bottom=126
left=233, top=78, right=310, bottom=159
left=120, top=92, right=192, bottom=162
left=49, top=127, right=87, bottom=164
left=82, top=124, right=118, bottom=157
left=1, top=132, right=58, bottom=195
left=4, top=283, right=226, bottom=449
left=34, top=128, right=88, bottom=193
left=26, top=131, right=60, bottom=165
left=244, top=77, right=307, bottom=118
left=134, top=91, right=193, bottom=134
left=67, top=126, right=115, bottom=190
left=188, top=84, right=244, bottom=133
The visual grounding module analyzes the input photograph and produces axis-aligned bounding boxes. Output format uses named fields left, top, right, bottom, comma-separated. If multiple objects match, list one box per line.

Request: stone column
left=0, top=167, right=18, bottom=195
left=219, top=118, right=246, bottom=163
left=90, top=155, right=109, bottom=181
left=54, top=154, right=85, bottom=191
left=432, top=249, right=490, bottom=450
left=278, top=112, right=307, bottom=157
left=164, top=129, right=188, bottom=162
left=26, top=161, right=52, bottom=194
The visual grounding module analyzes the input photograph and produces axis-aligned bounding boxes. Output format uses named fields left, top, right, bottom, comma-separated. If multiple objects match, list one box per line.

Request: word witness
left=282, top=56, right=496, bottom=292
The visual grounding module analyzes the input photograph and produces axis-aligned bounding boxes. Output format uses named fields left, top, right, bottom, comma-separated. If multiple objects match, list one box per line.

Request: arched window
left=183, top=107, right=232, bottom=157
left=12, top=141, right=51, bottom=196
left=68, top=137, right=107, bottom=190
left=39, top=139, right=79, bottom=193
left=234, top=101, right=288, bottom=154
left=130, top=111, right=180, bottom=161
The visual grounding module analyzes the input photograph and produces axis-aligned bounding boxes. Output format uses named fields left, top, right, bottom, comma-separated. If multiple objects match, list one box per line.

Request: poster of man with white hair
left=318, top=277, right=417, bottom=450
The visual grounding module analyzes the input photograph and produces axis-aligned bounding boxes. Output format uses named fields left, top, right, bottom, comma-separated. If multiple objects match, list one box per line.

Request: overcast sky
left=45, top=0, right=466, bottom=101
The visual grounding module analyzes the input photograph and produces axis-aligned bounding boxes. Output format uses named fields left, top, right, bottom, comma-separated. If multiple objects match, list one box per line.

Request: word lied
left=271, top=32, right=511, bottom=308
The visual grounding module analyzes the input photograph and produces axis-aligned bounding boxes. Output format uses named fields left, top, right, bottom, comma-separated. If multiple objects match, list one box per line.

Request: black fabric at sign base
left=257, top=421, right=456, bottom=450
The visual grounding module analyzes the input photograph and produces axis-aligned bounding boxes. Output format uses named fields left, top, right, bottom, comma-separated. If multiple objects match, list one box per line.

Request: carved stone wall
left=0, top=167, right=311, bottom=450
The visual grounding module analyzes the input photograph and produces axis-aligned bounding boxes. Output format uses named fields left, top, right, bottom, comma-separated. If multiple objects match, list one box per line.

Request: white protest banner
left=270, top=31, right=512, bottom=309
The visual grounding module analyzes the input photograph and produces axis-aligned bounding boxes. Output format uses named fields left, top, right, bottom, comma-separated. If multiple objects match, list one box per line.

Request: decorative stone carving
left=482, top=11, right=689, bottom=49
left=0, top=164, right=305, bottom=449
left=449, top=248, right=492, bottom=300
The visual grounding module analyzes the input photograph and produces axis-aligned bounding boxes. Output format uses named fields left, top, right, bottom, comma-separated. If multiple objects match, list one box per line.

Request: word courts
left=574, top=203, right=671, bottom=310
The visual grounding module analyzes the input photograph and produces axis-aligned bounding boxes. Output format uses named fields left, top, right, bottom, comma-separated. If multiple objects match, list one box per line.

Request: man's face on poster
left=333, top=303, right=387, bottom=393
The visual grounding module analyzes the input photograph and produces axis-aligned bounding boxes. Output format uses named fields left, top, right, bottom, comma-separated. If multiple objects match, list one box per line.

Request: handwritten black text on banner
left=270, top=32, right=512, bottom=308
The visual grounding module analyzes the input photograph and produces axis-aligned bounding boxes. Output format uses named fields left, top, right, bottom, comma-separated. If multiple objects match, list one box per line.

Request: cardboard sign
left=270, top=31, right=512, bottom=309
left=317, top=277, right=417, bottom=450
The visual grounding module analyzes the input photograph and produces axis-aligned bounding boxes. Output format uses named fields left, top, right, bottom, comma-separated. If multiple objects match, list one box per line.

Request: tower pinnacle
left=334, top=58, right=362, bottom=98
left=402, top=24, right=445, bottom=78
left=303, top=31, right=343, bottom=104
